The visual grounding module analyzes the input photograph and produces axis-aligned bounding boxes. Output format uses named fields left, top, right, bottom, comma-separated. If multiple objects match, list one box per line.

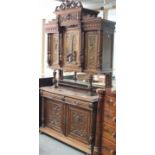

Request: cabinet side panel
left=102, top=34, right=113, bottom=72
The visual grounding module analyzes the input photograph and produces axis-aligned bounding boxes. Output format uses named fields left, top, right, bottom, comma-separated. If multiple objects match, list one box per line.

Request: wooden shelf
left=39, top=127, right=91, bottom=154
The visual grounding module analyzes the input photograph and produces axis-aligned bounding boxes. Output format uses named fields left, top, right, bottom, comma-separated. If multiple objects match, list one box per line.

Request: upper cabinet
left=44, top=0, right=115, bottom=74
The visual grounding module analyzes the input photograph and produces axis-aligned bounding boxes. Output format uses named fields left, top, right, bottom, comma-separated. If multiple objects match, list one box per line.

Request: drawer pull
left=112, top=117, right=116, bottom=122
left=113, top=102, right=116, bottom=107
left=108, top=99, right=113, bottom=103
left=112, top=132, right=116, bottom=138
left=110, top=149, right=116, bottom=155
left=61, top=96, right=65, bottom=101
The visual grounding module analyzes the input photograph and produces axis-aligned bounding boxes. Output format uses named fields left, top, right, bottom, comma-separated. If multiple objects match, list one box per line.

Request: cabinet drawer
left=103, top=110, right=116, bottom=127
left=102, top=138, right=116, bottom=155
left=102, top=123, right=116, bottom=143
left=40, top=90, right=93, bottom=110
left=104, top=96, right=116, bottom=112
left=40, top=90, right=64, bottom=101
left=65, top=97, right=92, bottom=110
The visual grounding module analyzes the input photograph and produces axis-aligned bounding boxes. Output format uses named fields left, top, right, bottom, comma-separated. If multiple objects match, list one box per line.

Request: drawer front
left=104, top=96, right=116, bottom=112
left=65, top=97, right=92, bottom=110
left=44, top=98, right=65, bottom=134
left=102, top=123, right=116, bottom=143
left=102, top=138, right=116, bottom=155
left=41, top=90, right=93, bottom=110
left=41, top=90, right=64, bottom=101
left=103, top=110, right=116, bottom=127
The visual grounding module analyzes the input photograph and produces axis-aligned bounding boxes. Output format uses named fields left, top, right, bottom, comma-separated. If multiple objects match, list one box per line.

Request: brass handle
left=112, top=117, right=116, bottom=122
left=108, top=99, right=113, bottom=103
left=112, top=132, right=116, bottom=139
left=110, top=149, right=116, bottom=155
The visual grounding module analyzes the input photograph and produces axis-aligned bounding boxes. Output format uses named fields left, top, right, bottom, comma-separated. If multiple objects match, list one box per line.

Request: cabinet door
left=66, top=105, right=92, bottom=144
left=44, top=98, right=65, bottom=134
left=47, top=33, right=60, bottom=69
left=84, top=31, right=99, bottom=73
left=62, top=29, right=81, bottom=72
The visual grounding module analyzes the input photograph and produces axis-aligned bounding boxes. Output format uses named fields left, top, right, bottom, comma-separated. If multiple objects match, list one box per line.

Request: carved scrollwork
left=60, top=13, right=78, bottom=22
left=46, top=103, right=63, bottom=130
left=70, top=111, right=88, bottom=139
left=55, top=0, right=83, bottom=11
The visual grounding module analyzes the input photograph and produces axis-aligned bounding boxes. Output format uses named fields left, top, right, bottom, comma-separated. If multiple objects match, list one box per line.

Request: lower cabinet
left=40, top=87, right=116, bottom=155
left=40, top=86, right=98, bottom=154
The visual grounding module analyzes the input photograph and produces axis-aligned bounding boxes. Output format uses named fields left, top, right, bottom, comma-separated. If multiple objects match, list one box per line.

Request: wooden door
left=66, top=105, right=92, bottom=144
left=44, top=98, right=65, bottom=134
left=62, top=29, right=82, bottom=72
left=84, top=31, right=100, bottom=73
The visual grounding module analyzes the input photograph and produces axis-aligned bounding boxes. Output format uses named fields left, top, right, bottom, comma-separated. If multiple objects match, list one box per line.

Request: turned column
left=53, top=69, right=58, bottom=88
left=104, top=73, right=112, bottom=88
left=93, top=89, right=105, bottom=155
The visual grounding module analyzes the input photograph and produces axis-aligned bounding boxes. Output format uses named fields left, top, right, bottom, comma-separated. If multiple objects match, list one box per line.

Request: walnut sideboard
left=40, top=86, right=99, bottom=154
left=39, top=86, right=116, bottom=155
left=40, top=1, right=116, bottom=154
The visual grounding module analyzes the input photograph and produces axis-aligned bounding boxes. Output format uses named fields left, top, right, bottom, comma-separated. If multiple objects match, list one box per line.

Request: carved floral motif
left=46, top=103, right=63, bottom=130
left=60, top=13, right=79, bottom=22
left=86, top=33, right=97, bottom=70
left=52, top=35, right=59, bottom=65
left=70, top=110, right=88, bottom=139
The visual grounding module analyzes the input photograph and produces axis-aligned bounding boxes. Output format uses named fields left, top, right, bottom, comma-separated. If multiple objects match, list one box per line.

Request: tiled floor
left=39, top=133, right=85, bottom=155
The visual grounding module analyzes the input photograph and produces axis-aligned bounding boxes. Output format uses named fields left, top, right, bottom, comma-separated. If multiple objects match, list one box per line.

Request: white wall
left=39, top=0, right=61, bottom=77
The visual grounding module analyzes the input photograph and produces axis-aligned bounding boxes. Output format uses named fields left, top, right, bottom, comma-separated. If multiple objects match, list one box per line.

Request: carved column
left=93, top=89, right=105, bottom=155
left=53, top=69, right=58, bottom=88
left=105, top=72, right=112, bottom=88
left=47, top=33, right=52, bottom=66
left=59, top=69, right=63, bottom=81
left=88, top=74, right=93, bottom=96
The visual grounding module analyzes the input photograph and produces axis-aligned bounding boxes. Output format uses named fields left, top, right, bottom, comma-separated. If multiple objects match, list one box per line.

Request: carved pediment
left=55, top=0, right=83, bottom=12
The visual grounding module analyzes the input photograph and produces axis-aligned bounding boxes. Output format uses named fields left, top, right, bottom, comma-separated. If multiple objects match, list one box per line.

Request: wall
left=39, top=0, right=61, bottom=77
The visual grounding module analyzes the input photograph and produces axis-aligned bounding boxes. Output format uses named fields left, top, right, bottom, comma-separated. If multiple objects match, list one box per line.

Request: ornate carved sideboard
left=40, top=86, right=98, bottom=154
left=39, top=1, right=116, bottom=155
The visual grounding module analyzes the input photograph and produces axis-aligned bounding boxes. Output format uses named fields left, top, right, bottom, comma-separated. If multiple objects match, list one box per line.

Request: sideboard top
left=40, top=86, right=99, bottom=102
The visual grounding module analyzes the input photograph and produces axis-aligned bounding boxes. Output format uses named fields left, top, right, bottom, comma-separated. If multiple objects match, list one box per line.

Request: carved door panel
left=47, top=33, right=60, bottom=69
left=44, top=98, right=65, bottom=134
left=66, top=105, right=92, bottom=144
left=84, top=31, right=99, bottom=73
left=63, top=29, right=81, bottom=72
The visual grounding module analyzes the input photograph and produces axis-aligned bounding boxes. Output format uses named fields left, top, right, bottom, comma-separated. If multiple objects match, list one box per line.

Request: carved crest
left=55, top=0, right=83, bottom=11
